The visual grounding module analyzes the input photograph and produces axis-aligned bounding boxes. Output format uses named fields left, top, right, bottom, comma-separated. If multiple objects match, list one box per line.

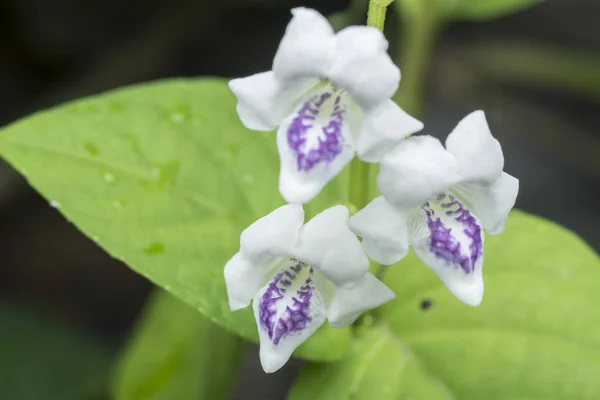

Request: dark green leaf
left=111, top=290, right=244, bottom=400
left=0, top=301, right=114, bottom=400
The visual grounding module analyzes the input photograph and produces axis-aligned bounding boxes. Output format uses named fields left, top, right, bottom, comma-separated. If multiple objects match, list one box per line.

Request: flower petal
left=378, top=136, right=460, bottom=209
left=229, top=71, right=315, bottom=131
left=445, top=110, right=504, bottom=184
left=354, top=100, right=423, bottom=162
left=225, top=204, right=305, bottom=310
left=253, top=261, right=326, bottom=373
left=224, top=253, right=277, bottom=311
left=277, top=88, right=356, bottom=204
left=272, top=8, right=335, bottom=81
left=409, top=193, right=484, bottom=306
left=348, top=196, right=409, bottom=265
left=240, top=204, right=305, bottom=262
left=452, top=172, right=519, bottom=235
left=328, top=26, right=399, bottom=109
left=327, top=273, right=395, bottom=327
left=294, top=205, right=369, bottom=288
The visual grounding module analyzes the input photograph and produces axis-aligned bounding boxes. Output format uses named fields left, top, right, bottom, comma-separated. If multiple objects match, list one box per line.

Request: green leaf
left=379, top=211, right=600, bottom=399
left=0, top=301, right=114, bottom=400
left=288, top=324, right=452, bottom=399
left=460, top=42, right=600, bottom=103
left=0, top=78, right=351, bottom=362
left=111, top=290, right=243, bottom=400
left=398, top=0, right=543, bottom=22
left=449, top=0, right=543, bottom=20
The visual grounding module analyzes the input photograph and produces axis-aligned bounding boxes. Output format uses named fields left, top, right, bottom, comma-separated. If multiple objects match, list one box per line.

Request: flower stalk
left=348, top=0, right=394, bottom=211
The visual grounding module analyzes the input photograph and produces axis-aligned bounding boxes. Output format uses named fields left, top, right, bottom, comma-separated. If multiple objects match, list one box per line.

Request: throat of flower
left=421, top=192, right=483, bottom=274
left=287, top=86, right=349, bottom=172
left=258, top=260, right=318, bottom=345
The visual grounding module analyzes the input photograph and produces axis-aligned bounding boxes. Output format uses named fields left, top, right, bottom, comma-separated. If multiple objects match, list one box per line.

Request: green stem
left=393, top=0, right=440, bottom=115
left=348, top=0, right=393, bottom=211
left=366, top=0, right=393, bottom=29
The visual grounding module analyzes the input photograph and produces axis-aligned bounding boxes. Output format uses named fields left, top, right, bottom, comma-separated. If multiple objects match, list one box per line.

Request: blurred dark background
left=0, top=0, right=598, bottom=399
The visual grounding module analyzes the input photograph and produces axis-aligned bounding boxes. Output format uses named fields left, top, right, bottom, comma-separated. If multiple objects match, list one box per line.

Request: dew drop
left=144, top=242, right=165, bottom=255
left=104, top=172, right=115, bottom=183
left=169, top=105, right=191, bottom=123
left=144, top=161, right=181, bottom=189
left=242, top=173, right=254, bottom=184
left=109, top=103, right=123, bottom=112
left=84, top=142, right=100, bottom=156
left=112, top=200, right=126, bottom=208
left=222, top=143, right=239, bottom=159
left=49, top=200, right=60, bottom=208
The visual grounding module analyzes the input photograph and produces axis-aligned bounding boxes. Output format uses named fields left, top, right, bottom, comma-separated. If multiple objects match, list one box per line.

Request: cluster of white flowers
left=225, top=8, right=519, bottom=373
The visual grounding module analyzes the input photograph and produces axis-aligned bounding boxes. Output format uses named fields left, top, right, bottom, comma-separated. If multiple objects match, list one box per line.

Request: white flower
left=228, top=8, right=423, bottom=204
left=349, top=111, right=519, bottom=307
left=224, top=204, right=395, bottom=373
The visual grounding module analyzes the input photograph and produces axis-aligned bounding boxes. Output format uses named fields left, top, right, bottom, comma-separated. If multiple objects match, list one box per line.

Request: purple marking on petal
left=258, top=262, right=313, bottom=345
left=287, top=91, right=347, bottom=172
left=423, top=194, right=483, bottom=274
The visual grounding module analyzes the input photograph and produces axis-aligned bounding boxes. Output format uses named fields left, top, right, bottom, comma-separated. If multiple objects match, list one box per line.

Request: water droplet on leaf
left=144, top=242, right=165, bottom=255
left=170, top=104, right=191, bottom=123
left=49, top=200, right=60, bottom=208
left=142, top=161, right=181, bottom=190
left=104, top=172, right=115, bottom=183
left=242, top=173, right=254, bottom=184
left=112, top=200, right=126, bottom=208
left=84, top=142, right=100, bottom=156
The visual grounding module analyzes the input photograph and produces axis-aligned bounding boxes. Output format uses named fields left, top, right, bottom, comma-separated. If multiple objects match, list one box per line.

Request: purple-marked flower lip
left=224, top=204, right=394, bottom=373
left=422, top=192, right=483, bottom=275
left=287, top=88, right=347, bottom=172
left=258, top=260, right=315, bottom=345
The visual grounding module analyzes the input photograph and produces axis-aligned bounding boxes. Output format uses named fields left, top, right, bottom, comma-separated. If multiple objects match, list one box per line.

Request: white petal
left=224, top=253, right=278, bottom=311
left=452, top=172, right=519, bottom=235
left=294, top=206, right=369, bottom=288
left=277, top=88, right=356, bottom=204
left=328, top=26, right=400, bottom=110
left=348, top=196, right=409, bottom=265
left=229, top=71, right=314, bottom=131
left=354, top=100, right=423, bottom=162
left=327, top=273, right=395, bottom=327
left=409, top=193, right=484, bottom=306
left=378, top=136, right=460, bottom=209
left=240, top=204, right=304, bottom=262
left=445, top=110, right=504, bottom=184
left=272, top=8, right=335, bottom=81
left=252, top=261, right=326, bottom=373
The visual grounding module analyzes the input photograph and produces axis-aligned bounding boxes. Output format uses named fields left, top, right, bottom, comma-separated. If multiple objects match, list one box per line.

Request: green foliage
left=291, top=211, right=600, bottom=398
left=399, top=0, right=543, bottom=22
left=461, top=42, right=600, bottom=103
left=0, top=78, right=350, bottom=362
left=111, top=290, right=243, bottom=400
left=0, top=301, right=114, bottom=400
left=383, top=211, right=600, bottom=398
left=449, top=0, right=543, bottom=20
left=288, top=325, right=452, bottom=399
